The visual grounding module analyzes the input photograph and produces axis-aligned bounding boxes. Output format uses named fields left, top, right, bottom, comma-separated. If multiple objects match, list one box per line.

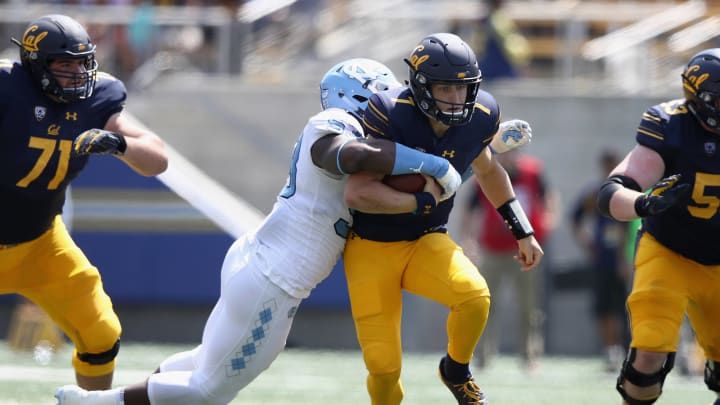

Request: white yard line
left=0, top=365, right=150, bottom=384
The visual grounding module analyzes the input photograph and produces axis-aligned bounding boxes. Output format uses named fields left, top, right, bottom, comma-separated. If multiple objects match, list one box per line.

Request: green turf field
left=0, top=340, right=712, bottom=404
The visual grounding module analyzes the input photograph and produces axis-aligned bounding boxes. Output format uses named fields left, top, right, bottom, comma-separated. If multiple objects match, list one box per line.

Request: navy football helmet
left=404, top=33, right=482, bottom=126
left=11, top=14, right=97, bottom=103
left=320, top=58, right=400, bottom=120
left=682, top=48, right=720, bottom=135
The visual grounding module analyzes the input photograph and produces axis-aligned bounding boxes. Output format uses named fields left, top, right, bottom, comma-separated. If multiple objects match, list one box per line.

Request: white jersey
left=252, top=108, right=361, bottom=298
left=117, top=110, right=364, bottom=405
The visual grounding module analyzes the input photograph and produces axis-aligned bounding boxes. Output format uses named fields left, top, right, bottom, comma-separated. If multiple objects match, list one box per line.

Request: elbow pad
left=597, top=175, right=641, bottom=218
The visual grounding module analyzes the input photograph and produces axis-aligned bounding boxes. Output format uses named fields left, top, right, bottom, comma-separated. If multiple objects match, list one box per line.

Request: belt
left=0, top=243, right=18, bottom=250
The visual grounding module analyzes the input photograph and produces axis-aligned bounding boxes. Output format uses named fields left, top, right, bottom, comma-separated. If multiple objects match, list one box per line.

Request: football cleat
left=438, top=357, right=488, bottom=405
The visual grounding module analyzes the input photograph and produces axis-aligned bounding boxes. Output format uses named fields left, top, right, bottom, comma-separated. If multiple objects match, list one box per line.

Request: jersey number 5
left=16, top=137, right=72, bottom=190
left=688, top=172, right=720, bottom=219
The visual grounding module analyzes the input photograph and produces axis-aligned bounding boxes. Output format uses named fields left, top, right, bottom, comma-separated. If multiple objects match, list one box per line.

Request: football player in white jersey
left=54, top=58, right=462, bottom=405
left=55, top=58, right=532, bottom=405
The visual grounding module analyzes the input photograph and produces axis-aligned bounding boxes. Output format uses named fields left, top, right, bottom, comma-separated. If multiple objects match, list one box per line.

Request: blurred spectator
left=127, top=1, right=157, bottom=64
left=570, top=148, right=630, bottom=372
left=461, top=148, right=558, bottom=372
left=452, top=0, right=530, bottom=81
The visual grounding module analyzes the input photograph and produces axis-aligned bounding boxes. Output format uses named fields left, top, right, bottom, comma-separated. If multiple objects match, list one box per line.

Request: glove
left=435, top=162, right=462, bottom=201
left=634, top=174, right=691, bottom=217
left=72, top=129, right=127, bottom=156
left=490, top=119, right=532, bottom=154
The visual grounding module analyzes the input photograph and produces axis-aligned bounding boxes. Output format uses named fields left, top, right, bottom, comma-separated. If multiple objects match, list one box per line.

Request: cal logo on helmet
left=408, top=45, right=429, bottom=70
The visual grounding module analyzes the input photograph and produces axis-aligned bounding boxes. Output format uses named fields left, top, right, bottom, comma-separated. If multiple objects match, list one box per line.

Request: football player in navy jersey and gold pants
left=343, top=33, right=543, bottom=405
left=598, top=49, right=720, bottom=405
left=0, top=15, right=167, bottom=390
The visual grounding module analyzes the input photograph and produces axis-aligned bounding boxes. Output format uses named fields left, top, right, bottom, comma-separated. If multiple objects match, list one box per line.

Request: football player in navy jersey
left=597, top=49, right=720, bottom=405
left=0, top=14, right=167, bottom=390
left=343, top=33, right=543, bottom=405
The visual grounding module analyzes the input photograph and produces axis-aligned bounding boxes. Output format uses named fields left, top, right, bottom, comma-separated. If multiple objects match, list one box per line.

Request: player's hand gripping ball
left=382, top=173, right=427, bottom=193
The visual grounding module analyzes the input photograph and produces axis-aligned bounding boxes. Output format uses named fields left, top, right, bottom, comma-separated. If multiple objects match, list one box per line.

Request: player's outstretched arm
left=596, top=145, right=685, bottom=221
left=490, top=119, right=532, bottom=154
left=73, top=129, right=126, bottom=156
left=634, top=174, right=690, bottom=216
left=100, top=111, right=168, bottom=176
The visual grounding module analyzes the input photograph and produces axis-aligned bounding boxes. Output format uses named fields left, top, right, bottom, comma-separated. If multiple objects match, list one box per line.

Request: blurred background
left=0, top=0, right=717, bottom=369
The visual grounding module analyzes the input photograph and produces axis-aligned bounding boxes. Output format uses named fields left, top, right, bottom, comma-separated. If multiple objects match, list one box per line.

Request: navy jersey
left=636, top=99, right=720, bottom=265
left=353, top=86, right=500, bottom=241
left=0, top=60, right=126, bottom=243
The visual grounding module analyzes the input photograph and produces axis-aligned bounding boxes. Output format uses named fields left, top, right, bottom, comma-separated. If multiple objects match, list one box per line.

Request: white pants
left=146, top=238, right=301, bottom=405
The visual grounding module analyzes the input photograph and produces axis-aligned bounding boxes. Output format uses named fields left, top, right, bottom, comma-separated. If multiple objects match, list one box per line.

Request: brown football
left=382, top=173, right=426, bottom=193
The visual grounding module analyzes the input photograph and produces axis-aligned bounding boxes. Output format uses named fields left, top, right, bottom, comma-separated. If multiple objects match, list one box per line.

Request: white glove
left=435, top=162, right=462, bottom=201
left=490, top=119, right=532, bottom=154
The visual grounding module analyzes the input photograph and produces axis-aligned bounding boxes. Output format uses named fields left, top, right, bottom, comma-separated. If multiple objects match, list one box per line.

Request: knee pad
left=616, top=348, right=675, bottom=405
left=367, top=369, right=403, bottom=404
left=457, top=295, right=490, bottom=320
left=362, top=341, right=402, bottom=376
left=705, top=361, right=720, bottom=392
left=73, top=338, right=120, bottom=376
left=77, top=339, right=120, bottom=365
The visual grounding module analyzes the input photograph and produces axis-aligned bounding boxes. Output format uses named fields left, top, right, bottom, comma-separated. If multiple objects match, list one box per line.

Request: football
left=382, top=173, right=426, bottom=193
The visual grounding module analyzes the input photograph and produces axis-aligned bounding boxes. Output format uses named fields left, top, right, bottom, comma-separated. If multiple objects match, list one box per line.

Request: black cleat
left=438, top=357, right=488, bottom=405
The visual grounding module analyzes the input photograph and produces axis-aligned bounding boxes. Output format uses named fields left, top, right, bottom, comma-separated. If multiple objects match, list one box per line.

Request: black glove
left=634, top=174, right=691, bottom=217
left=72, top=129, right=127, bottom=156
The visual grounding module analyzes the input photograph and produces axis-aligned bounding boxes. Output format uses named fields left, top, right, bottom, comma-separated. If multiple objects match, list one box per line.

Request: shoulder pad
left=97, top=71, right=120, bottom=83
left=316, top=119, right=347, bottom=135
left=312, top=108, right=363, bottom=137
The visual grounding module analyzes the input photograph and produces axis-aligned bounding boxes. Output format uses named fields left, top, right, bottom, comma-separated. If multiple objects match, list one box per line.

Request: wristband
left=114, top=132, right=127, bottom=155
left=497, top=198, right=534, bottom=239
left=413, top=192, right=436, bottom=215
left=392, top=143, right=446, bottom=177
left=634, top=195, right=651, bottom=217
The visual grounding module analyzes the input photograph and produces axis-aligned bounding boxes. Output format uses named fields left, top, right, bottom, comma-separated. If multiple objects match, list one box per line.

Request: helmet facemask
left=38, top=55, right=98, bottom=102
left=409, top=68, right=481, bottom=126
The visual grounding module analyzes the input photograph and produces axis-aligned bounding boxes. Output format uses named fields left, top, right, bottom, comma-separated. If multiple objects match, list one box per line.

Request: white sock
left=85, top=388, right=123, bottom=405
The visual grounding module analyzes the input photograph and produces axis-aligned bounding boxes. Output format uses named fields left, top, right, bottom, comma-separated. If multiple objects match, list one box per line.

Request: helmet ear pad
left=12, top=14, right=98, bottom=103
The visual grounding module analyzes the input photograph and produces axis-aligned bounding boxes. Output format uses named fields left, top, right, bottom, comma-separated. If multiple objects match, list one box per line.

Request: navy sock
left=442, top=353, right=471, bottom=383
